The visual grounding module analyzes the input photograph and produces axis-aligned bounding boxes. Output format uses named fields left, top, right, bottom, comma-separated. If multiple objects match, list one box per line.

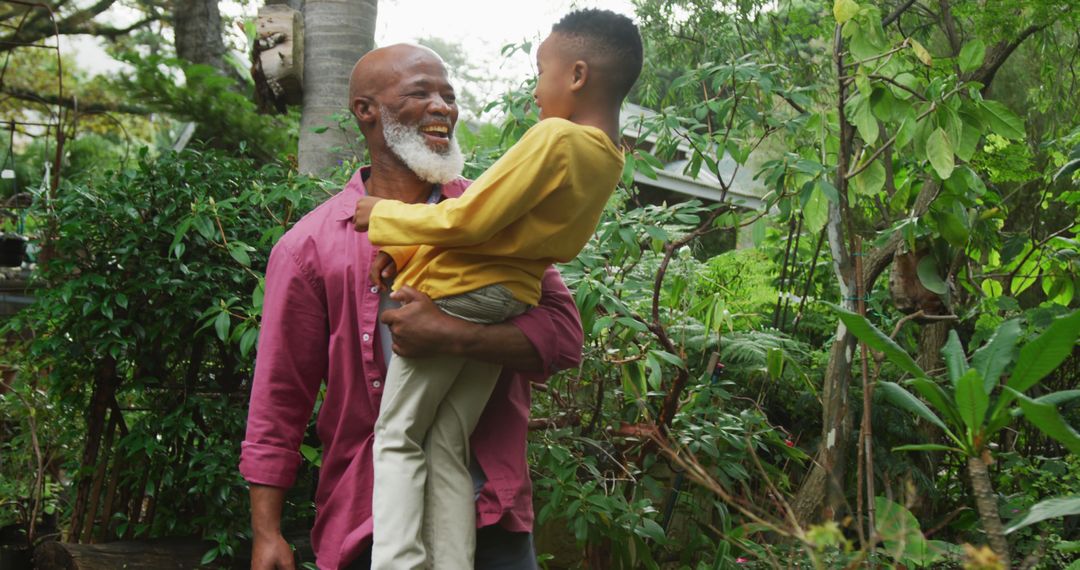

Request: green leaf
left=804, top=185, right=829, bottom=233
left=879, top=381, right=948, bottom=432
left=646, top=353, right=663, bottom=391
left=909, top=377, right=963, bottom=430
left=958, top=39, right=986, bottom=73
left=1007, top=310, right=1080, bottom=394
left=916, top=255, right=947, bottom=295
left=1034, top=390, right=1080, bottom=407
left=833, top=0, right=859, bottom=23
left=926, top=127, right=955, bottom=180
left=1004, top=496, right=1080, bottom=535
left=300, top=443, right=323, bottom=467
left=634, top=518, right=668, bottom=542
left=851, top=95, right=879, bottom=145
left=942, top=330, right=968, bottom=386
left=200, top=549, right=219, bottom=565
left=910, top=38, right=932, bottom=66
left=240, top=327, right=259, bottom=357
left=892, top=443, right=962, bottom=452
left=851, top=159, right=885, bottom=196
left=832, top=305, right=925, bottom=379
left=979, top=100, right=1025, bottom=140
left=1011, top=389, right=1080, bottom=456
left=228, top=243, right=252, bottom=267
left=955, top=369, right=989, bottom=432
left=971, top=319, right=1020, bottom=392
left=214, top=311, right=231, bottom=342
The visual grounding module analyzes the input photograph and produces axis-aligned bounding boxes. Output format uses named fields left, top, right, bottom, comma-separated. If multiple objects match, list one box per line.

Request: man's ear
left=569, top=60, right=589, bottom=92
left=352, top=96, right=378, bottom=123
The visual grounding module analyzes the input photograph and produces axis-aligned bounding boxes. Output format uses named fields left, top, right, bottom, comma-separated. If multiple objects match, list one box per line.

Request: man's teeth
left=421, top=125, right=449, bottom=135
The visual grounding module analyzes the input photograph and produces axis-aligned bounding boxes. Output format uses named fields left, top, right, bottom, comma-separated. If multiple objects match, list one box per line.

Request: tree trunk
left=968, top=455, right=1011, bottom=568
left=298, top=0, right=377, bottom=176
left=173, top=0, right=228, bottom=72
left=917, top=321, right=950, bottom=373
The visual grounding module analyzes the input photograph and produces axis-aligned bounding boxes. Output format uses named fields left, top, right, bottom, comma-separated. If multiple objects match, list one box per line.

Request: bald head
left=349, top=43, right=447, bottom=103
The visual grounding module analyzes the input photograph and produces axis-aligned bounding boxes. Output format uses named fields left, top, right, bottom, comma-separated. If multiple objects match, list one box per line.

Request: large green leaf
left=979, top=100, right=1026, bottom=140
left=893, top=443, right=962, bottom=453
left=834, top=0, right=860, bottom=23
left=909, top=377, right=962, bottom=430
left=1011, top=389, right=1080, bottom=456
left=958, top=39, right=986, bottom=73
left=926, top=127, right=955, bottom=180
left=1007, top=310, right=1080, bottom=394
left=1004, top=496, right=1080, bottom=535
left=833, top=305, right=925, bottom=379
left=971, top=319, right=1021, bottom=392
left=1034, top=390, right=1080, bottom=407
left=916, top=255, right=947, bottom=295
left=851, top=159, right=886, bottom=196
left=804, top=184, right=829, bottom=233
left=955, top=369, right=989, bottom=433
left=941, top=330, right=968, bottom=386
left=879, top=381, right=948, bottom=432
left=852, top=95, right=879, bottom=145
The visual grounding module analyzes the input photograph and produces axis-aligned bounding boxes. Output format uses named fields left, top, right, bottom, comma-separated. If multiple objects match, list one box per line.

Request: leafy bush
left=2, top=148, right=321, bottom=557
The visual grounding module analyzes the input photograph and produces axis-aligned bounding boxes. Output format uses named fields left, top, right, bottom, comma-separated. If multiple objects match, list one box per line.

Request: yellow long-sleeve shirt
left=367, top=118, right=624, bottom=305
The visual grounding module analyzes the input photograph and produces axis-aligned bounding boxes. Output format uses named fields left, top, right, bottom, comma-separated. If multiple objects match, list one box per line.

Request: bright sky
left=65, top=0, right=637, bottom=97
left=376, top=0, right=635, bottom=82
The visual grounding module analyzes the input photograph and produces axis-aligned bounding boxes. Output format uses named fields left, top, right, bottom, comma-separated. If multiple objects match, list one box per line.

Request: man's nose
left=429, top=95, right=453, bottom=115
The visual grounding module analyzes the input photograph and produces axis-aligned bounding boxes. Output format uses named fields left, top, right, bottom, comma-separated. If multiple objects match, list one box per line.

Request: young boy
left=353, top=10, right=643, bottom=569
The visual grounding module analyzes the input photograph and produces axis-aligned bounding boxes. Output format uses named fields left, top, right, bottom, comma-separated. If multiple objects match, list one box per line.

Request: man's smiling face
left=375, top=54, right=465, bottom=184
left=382, top=56, right=460, bottom=155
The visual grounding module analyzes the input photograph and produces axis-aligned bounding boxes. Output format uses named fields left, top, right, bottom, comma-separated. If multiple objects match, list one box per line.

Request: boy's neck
left=569, top=105, right=623, bottom=146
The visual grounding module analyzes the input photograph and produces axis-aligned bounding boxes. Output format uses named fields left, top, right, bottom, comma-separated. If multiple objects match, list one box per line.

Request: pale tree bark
left=298, top=0, right=377, bottom=176
left=173, top=0, right=228, bottom=72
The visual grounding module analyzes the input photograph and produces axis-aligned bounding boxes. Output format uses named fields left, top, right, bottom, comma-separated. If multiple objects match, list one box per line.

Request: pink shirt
left=239, top=168, right=584, bottom=569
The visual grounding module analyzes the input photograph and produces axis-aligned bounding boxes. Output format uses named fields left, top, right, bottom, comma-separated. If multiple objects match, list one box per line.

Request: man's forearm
left=250, top=484, right=286, bottom=538
left=452, top=321, right=543, bottom=372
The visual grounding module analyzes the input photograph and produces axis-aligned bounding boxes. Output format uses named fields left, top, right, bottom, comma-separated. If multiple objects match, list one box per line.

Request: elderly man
left=240, top=44, right=583, bottom=570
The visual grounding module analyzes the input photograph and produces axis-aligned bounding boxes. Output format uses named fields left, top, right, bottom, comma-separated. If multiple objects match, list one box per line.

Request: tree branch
left=0, top=0, right=161, bottom=53
left=1, top=85, right=150, bottom=114
left=968, top=22, right=1052, bottom=91
left=882, top=0, right=918, bottom=27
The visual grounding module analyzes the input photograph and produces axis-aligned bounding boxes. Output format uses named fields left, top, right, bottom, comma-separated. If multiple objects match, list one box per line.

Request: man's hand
left=369, top=252, right=398, bottom=291
left=381, top=286, right=466, bottom=357
left=380, top=286, right=543, bottom=370
left=251, top=532, right=296, bottom=570
left=353, top=196, right=383, bottom=232
left=250, top=485, right=295, bottom=570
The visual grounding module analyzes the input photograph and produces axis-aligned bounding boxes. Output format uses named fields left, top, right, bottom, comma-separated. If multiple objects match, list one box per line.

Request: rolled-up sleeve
left=240, top=239, right=328, bottom=488
left=508, top=266, right=583, bottom=381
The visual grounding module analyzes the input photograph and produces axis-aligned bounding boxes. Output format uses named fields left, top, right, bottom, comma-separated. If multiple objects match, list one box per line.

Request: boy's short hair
left=552, top=9, right=643, bottom=101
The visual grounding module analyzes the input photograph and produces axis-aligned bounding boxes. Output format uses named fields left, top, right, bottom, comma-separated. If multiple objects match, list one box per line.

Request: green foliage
left=2, top=148, right=319, bottom=550
left=116, top=54, right=299, bottom=161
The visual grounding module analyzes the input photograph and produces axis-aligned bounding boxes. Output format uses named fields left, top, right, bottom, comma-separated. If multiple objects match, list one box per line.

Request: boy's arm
left=368, top=122, right=570, bottom=248
left=380, top=267, right=583, bottom=374
left=381, top=245, right=418, bottom=271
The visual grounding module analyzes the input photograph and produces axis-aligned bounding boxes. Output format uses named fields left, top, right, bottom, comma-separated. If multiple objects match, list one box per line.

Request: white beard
left=381, top=108, right=465, bottom=184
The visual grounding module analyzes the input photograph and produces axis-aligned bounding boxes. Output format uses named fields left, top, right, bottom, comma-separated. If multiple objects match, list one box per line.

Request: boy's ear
left=569, top=60, right=589, bottom=92
left=352, top=96, right=377, bottom=123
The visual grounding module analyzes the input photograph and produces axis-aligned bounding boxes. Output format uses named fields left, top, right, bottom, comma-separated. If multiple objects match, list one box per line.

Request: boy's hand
left=369, top=252, right=397, bottom=291
left=353, top=196, right=383, bottom=232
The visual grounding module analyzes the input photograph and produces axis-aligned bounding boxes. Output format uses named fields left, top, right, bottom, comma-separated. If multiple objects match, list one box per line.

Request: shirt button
left=372, top=381, right=381, bottom=388
left=370, top=286, right=378, bottom=293
left=362, top=333, right=371, bottom=342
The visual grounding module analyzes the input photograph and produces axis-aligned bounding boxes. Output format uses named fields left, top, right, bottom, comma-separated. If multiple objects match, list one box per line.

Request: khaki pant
left=371, top=285, right=528, bottom=570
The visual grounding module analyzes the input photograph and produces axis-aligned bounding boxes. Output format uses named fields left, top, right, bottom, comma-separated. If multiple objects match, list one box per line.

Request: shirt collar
left=334, top=166, right=444, bottom=222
